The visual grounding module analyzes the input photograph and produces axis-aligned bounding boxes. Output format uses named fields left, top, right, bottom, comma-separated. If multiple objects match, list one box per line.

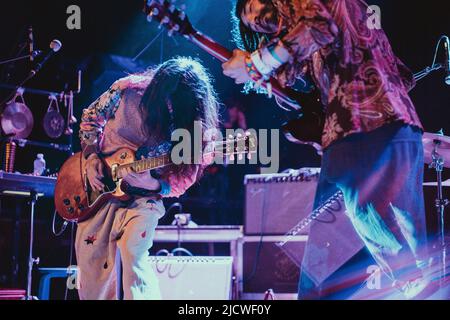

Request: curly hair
left=139, top=57, right=220, bottom=181
left=231, top=0, right=276, bottom=52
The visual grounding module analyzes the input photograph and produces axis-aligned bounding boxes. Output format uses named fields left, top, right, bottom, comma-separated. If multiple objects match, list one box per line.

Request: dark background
left=0, top=0, right=449, bottom=296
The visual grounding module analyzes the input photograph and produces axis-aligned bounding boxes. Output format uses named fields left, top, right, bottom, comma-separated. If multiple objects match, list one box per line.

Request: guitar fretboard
left=119, top=153, right=171, bottom=177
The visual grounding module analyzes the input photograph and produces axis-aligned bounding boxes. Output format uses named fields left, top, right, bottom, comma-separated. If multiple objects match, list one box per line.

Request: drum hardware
left=425, top=131, right=449, bottom=288
left=423, top=131, right=450, bottom=169
left=26, top=189, right=40, bottom=300
left=423, top=180, right=450, bottom=187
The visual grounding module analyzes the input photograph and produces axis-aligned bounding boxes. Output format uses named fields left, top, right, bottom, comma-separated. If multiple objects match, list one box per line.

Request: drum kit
left=422, top=131, right=450, bottom=284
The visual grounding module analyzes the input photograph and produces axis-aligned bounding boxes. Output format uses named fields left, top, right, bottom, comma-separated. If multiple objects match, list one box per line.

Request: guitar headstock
left=214, top=131, right=258, bottom=162
left=144, top=0, right=194, bottom=37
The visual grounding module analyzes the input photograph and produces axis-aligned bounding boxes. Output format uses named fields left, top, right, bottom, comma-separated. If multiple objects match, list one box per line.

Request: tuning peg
left=179, top=5, right=186, bottom=20
left=158, top=16, right=170, bottom=28
left=147, top=8, right=160, bottom=22
left=168, top=24, right=180, bottom=37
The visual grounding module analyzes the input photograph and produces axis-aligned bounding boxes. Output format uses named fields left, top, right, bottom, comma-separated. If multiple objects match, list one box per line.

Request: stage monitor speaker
left=244, top=168, right=320, bottom=235
left=149, top=256, right=233, bottom=300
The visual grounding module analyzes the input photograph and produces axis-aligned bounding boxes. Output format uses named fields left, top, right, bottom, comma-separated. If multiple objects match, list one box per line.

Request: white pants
left=75, top=197, right=165, bottom=300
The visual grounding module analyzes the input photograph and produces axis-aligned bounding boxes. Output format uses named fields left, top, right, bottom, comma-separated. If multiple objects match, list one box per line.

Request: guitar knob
left=78, top=204, right=85, bottom=211
left=74, top=196, right=81, bottom=203
left=63, top=199, right=70, bottom=205
left=68, top=207, right=74, bottom=214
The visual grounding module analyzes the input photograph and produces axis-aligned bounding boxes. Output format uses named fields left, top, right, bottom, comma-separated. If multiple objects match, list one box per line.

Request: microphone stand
left=413, top=64, right=443, bottom=82
left=0, top=53, right=39, bottom=66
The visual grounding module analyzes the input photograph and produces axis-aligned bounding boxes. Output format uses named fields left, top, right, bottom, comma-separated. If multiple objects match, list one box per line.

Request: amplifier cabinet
left=244, top=168, right=320, bottom=235
left=149, top=256, right=233, bottom=300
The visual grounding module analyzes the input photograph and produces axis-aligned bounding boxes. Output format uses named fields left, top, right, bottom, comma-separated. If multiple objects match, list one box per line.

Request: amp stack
left=243, top=168, right=320, bottom=299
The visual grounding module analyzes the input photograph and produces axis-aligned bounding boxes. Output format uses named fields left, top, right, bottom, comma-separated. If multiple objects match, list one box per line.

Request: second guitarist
left=222, top=0, right=429, bottom=299
left=76, top=57, right=220, bottom=300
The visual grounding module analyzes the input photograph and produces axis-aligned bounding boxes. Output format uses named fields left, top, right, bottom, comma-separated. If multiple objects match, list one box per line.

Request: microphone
left=443, top=36, right=450, bottom=86
left=29, top=39, right=62, bottom=76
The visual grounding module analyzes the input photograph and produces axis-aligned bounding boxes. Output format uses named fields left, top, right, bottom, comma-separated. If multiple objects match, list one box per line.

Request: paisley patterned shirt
left=267, top=0, right=423, bottom=148
left=79, top=74, right=200, bottom=198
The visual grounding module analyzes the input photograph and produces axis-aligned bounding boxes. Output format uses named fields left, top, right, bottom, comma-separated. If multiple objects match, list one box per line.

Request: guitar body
left=282, top=114, right=324, bottom=153
left=54, top=148, right=135, bottom=222
left=281, top=89, right=325, bottom=153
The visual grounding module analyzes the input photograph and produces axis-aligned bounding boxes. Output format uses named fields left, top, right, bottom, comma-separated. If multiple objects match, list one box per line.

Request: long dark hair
left=232, top=0, right=275, bottom=52
left=140, top=57, right=220, bottom=180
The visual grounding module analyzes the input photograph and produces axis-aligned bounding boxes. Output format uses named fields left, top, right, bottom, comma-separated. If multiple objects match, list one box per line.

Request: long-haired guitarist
left=222, top=0, right=429, bottom=299
left=76, top=57, right=219, bottom=299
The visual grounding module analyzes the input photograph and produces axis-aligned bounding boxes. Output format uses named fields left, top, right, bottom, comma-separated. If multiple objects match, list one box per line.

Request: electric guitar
left=55, top=133, right=257, bottom=222
left=144, top=0, right=324, bottom=152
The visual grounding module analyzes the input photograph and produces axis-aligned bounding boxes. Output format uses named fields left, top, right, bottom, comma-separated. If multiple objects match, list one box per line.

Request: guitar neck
left=121, top=153, right=172, bottom=174
left=189, top=31, right=232, bottom=63
left=188, top=31, right=300, bottom=106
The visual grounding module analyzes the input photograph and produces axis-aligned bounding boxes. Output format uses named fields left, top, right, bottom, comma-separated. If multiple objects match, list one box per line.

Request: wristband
left=251, top=50, right=273, bottom=76
left=245, top=56, right=263, bottom=82
left=261, top=46, right=283, bottom=69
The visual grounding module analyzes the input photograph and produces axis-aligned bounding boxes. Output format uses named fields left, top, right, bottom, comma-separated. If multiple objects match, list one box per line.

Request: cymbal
left=423, top=132, right=450, bottom=168
left=423, top=179, right=450, bottom=187
left=1, top=101, right=34, bottom=139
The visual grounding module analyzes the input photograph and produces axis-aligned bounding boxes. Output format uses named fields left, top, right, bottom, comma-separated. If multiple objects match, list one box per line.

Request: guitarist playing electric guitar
left=222, top=0, right=430, bottom=299
left=72, top=57, right=220, bottom=300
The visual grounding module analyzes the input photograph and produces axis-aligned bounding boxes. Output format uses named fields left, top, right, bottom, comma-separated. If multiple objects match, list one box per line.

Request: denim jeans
left=298, top=122, right=428, bottom=299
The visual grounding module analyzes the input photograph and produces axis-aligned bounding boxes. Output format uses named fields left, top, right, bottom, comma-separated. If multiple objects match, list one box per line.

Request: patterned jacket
left=267, top=0, right=422, bottom=148
left=79, top=74, right=200, bottom=198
